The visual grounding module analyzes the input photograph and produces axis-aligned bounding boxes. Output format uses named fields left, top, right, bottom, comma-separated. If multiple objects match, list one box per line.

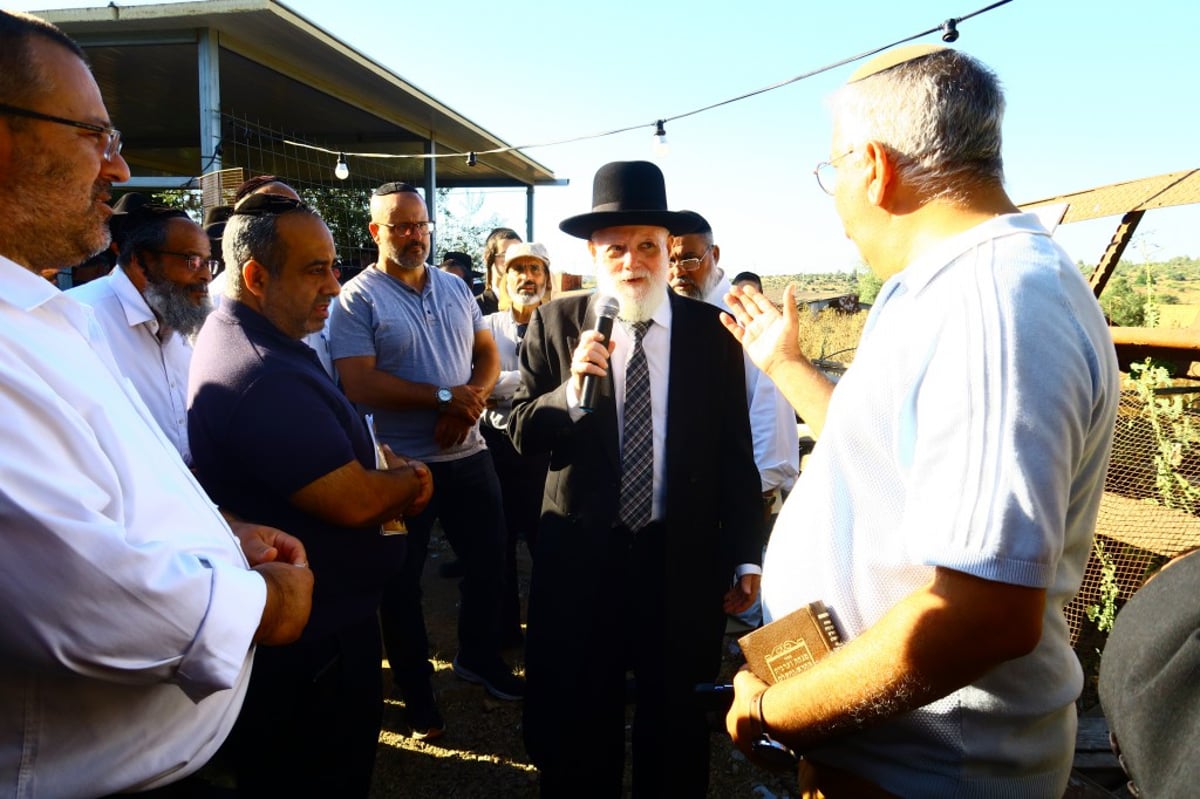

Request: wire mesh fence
left=216, top=113, right=407, bottom=280
left=1067, top=373, right=1200, bottom=645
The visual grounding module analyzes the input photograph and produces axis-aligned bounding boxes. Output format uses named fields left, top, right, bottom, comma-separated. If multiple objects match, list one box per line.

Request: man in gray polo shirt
left=330, top=182, right=522, bottom=739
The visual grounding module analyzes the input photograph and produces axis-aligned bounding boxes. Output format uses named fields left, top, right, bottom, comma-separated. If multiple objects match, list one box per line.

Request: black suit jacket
left=510, top=290, right=762, bottom=682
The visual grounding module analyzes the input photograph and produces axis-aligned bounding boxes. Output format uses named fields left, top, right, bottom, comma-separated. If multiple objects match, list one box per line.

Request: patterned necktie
left=619, top=320, right=653, bottom=530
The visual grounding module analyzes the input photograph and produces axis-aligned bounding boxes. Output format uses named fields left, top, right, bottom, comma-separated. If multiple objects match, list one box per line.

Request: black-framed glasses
left=377, top=221, right=434, bottom=236
left=669, top=244, right=712, bottom=272
left=150, top=250, right=220, bottom=273
left=0, top=103, right=122, bottom=161
left=814, top=148, right=856, bottom=196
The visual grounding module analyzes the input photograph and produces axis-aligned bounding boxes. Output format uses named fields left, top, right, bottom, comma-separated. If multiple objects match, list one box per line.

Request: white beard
left=596, top=267, right=669, bottom=323
left=509, top=287, right=545, bottom=309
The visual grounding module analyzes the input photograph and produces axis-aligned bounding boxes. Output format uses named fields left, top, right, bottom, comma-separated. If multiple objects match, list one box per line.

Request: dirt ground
left=369, top=530, right=800, bottom=799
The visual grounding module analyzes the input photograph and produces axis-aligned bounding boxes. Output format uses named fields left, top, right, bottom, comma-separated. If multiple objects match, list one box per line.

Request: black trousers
left=218, top=613, right=384, bottom=797
left=527, top=523, right=714, bottom=798
left=379, top=449, right=508, bottom=694
left=481, top=424, right=549, bottom=636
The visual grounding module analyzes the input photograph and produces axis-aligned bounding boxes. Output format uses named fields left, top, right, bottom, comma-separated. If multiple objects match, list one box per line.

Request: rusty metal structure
left=1022, top=170, right=1200, bottom=645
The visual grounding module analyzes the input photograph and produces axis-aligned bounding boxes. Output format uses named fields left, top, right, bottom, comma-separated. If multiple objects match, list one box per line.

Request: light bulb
left=334, top=153, right=349, bottom=180
left=652, top=120, right=669, bottom=156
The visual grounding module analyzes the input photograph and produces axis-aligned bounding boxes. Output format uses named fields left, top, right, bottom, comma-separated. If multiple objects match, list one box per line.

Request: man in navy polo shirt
left=188, top=194, right=433, bottom=796
left=331, top=182, right=523, bottom=740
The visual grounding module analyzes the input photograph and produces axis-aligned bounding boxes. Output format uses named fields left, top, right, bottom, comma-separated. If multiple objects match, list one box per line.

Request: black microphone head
left=596, top=295, right=621, bottom=320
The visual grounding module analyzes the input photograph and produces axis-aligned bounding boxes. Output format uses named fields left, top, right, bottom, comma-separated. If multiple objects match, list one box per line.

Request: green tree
left=433, top=188, right=504, bottom=269
left=1100, top=275, right=1145, bottom=326
left=301, top=186, right=374, bottom=269
left=855, top=266, right=883, bottom=304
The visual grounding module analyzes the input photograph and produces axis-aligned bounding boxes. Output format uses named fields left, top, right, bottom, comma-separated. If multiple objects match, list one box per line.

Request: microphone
left=579, top=295, right=621, bottom=413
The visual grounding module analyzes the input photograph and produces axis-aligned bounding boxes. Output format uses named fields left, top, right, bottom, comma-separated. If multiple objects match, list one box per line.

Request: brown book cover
left=737, top=600, right=843, bottom=685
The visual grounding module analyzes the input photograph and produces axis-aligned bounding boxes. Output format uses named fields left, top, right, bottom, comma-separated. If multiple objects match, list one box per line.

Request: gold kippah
left=848, top=43, right=949, bottom=83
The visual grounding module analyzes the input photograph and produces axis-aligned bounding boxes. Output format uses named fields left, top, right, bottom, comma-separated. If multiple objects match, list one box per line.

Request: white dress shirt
left=567, top=295, right=757, bottom=577
left=68, top=266, right=193, bottom=462
left=703, top=271, right=799, bottom=494
left=0, top=256, right=266, bottom=797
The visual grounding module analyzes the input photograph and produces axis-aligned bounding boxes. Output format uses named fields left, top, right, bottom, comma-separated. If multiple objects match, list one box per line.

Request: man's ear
left=862, top=140, right=896, bottom=209
left=242, top=258, right=270, bottom=299
left=367, top=221, right=381, bottom=244
left=710, top=243, right=721, bottom=266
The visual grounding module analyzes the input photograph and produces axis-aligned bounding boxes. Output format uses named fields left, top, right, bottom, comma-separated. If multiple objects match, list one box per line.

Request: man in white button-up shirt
left=69, top=205, right=213, bottom=463
left=0, top=12, right=314, bottom=798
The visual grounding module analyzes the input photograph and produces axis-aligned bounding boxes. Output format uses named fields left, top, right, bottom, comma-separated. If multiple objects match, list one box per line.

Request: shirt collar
left=108, top=266, right=159, bottom=331
left=221, top=298, right=313, bottom=353
left=1, top=254, right=95, bottom=339
left=650, top=287, right=674, bottom=330
left=892, top=212, right=1051, bottom=297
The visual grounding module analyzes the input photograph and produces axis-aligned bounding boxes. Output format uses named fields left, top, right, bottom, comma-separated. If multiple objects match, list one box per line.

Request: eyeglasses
left=669, top=244, right=712, bottom=272
left=813, top=148, right=856, bottom=196
left=0, top=103, right=122, bottom=162
left=377, top=221, right=434, bottom=236
left=150, top=250, right=220, bottom=273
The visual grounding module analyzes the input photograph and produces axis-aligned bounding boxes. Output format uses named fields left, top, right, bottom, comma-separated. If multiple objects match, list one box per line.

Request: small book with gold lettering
left=737, top=600, right=843, bottom=685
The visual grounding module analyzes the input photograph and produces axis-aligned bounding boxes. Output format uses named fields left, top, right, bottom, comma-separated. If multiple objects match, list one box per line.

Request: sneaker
left=452, top=656, right=526, bottom=701
left=402, top=681, right=445, bottom=740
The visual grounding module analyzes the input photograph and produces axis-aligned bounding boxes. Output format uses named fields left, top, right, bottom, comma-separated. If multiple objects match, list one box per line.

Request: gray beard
left=510, top=288, right=544, bottom=309
left=144, top=280, right=212, bottom=337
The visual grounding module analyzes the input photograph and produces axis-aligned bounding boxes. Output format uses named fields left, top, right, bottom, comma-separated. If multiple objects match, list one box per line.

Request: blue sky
left=19, top=0, right=1200, bottom=275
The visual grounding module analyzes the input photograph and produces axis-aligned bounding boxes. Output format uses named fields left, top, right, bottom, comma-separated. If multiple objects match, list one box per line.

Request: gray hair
left=222, top=211, right=312, bottom=299
left=830, top=49, right=1005, bottom=204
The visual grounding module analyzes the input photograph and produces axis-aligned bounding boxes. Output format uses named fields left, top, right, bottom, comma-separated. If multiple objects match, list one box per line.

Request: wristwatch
left=750, top=689, right=799, bottom=771
left=436, top=386, right=453, bottom=411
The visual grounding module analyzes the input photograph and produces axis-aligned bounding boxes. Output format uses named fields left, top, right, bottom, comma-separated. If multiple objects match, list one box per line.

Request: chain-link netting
left=1067, top=381, right=1200, bottom=645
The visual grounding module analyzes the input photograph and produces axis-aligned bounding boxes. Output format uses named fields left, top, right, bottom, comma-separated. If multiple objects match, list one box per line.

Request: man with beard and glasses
left=0, top=11, right=313, bottom=796
left=188, top=194, right=432, bottom=796
left=482, top=241, right=555, bottom=647
left=331, top=181, right=521, bottom=741
left=668, top=211, right=798, bottom=629
left=69, top=202, right=214, bottom=463
left=508, top=161, right=763, bottom=797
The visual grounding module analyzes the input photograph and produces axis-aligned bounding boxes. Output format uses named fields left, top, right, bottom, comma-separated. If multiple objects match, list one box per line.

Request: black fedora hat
left=203, top=205, right=234, bottom=242
left=559, top=161, right=699, bottom=239
left=109, top=192, right=187, bottom=248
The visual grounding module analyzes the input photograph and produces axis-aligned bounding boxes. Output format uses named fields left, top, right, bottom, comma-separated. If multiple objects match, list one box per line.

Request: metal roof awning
left=36, top=0, right=560, bottom=191
left=1020, top=169, right=1200, bottom=225
left=1021, top=168, right=1200, bottom=370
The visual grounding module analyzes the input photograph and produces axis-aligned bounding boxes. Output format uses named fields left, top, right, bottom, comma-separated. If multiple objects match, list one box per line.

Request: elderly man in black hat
left=508, top=160, right=763, bottom=797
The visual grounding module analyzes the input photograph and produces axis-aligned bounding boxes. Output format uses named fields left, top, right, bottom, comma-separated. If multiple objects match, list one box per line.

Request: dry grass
left=794, top=307, right=866, bottom=367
